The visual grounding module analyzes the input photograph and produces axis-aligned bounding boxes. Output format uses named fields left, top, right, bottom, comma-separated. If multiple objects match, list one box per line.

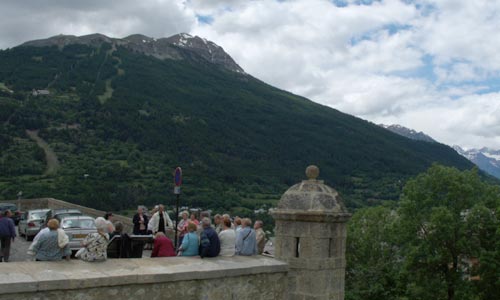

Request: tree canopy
left=347, top=165, right=500, bottom=300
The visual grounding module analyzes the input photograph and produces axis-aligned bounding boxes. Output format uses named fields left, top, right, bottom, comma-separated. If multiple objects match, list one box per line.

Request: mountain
left=0, top=33, right=475, bottom=212
left=453, top=146, right=500, bottom=179
left=379, top=124, right=436, bottom=143
left=21, top=33, right=244, bottom=73
left=378, top=124, right=500, bottom=180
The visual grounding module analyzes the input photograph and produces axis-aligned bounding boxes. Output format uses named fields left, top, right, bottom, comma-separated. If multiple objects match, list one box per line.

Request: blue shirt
left=33, top=230, right=71, bottom=261
left=0, top=216, right=15, bottom=237
left=180, top=232, right=199, bottom=256
left=235, top=227, right=257, bottom=256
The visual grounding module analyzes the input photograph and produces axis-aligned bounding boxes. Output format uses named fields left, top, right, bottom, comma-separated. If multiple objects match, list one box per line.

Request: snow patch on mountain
left=453, top=146, right=500, bottom=179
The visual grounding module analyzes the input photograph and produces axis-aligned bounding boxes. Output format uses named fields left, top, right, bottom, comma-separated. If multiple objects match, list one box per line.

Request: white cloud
left=415, top=0, right=500, bottom=70
left=192, top=0, right=500, bottom=148
left=391, top=92, right=500, bottom=149
left=1, top=0, right=500, bottom=148
left=0, top=0, right=197, bottom=49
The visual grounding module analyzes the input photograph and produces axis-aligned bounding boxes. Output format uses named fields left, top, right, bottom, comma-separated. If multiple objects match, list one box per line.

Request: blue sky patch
left=196, top=14, right=214, bottom=25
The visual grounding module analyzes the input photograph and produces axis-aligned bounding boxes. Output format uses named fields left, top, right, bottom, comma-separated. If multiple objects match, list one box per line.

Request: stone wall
left=1, top=198, right=50, bottom=211
left=0, top=256, right=288, bottom=300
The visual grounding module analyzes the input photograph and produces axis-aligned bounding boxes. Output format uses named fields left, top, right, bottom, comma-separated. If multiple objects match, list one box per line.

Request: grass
left=97, top=79, right=114, bottom=104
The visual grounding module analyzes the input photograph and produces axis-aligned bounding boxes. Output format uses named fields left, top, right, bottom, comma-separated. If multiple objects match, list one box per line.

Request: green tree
left=346, top=204, right=402, bottom=300
left=397, top=165, right=500, bottom=300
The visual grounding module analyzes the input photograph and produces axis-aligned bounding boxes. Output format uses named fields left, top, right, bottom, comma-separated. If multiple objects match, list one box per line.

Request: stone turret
left=270, top=165, right=351, bottom=300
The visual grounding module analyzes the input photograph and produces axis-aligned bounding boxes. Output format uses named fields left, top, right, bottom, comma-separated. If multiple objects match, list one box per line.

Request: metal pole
left=174, top=193, right=180, bottom=249
left=17, top=191, right=22, bottom=212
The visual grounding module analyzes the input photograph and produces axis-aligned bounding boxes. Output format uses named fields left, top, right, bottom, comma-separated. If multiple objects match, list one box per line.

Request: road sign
left=174, top=167, right=182, bottom=195
left=174, top=167, right=182, bottom=186
left=174, top=186, right=181, bottom=195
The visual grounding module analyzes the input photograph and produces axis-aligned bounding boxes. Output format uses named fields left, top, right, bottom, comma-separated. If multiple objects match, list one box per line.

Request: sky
left=1, top=0, right=500, bottom=149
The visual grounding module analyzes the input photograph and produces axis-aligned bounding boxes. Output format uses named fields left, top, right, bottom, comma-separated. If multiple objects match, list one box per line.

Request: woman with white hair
left=75, top=217, right=109, bottom=262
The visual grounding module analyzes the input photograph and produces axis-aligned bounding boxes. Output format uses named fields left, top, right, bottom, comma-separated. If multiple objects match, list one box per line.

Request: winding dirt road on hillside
left=26, top=129, right=60, bottom=175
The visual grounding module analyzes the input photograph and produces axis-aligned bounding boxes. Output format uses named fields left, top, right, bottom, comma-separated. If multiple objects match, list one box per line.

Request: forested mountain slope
left=0, top=34, right=474, bottom=212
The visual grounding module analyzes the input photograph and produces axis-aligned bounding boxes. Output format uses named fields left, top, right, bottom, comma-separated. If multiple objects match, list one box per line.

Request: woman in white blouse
left=218, top=218, right=236, bottom=256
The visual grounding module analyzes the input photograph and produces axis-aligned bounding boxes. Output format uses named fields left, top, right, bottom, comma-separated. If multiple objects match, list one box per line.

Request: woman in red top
left=151, top=232, right=176, bottom=257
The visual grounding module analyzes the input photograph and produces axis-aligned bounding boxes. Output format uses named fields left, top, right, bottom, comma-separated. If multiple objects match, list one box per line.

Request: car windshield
left=55, top=212, right=81, bottom=220
left=61, top=219, right=96, bottom=229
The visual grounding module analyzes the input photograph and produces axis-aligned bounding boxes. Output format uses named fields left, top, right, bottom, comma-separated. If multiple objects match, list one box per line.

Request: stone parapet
left=0, top=198, right=51, bottom=211
left=271, top=166, right=350, bottom=300
left=0, top=256, right=288, bottom=300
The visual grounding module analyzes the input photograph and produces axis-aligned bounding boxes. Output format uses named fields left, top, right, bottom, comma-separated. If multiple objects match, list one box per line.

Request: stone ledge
left=0, top=256, right=288, bottom=295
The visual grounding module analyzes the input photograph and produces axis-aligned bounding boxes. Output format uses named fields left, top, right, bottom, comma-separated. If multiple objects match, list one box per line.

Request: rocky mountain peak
left=122, top=34, right=156, bottom=44
left=20, top=33, right=244, bottom=74
left=379, top=124, right=436, bottom=143
left=164, top=33, right=244, bottom=73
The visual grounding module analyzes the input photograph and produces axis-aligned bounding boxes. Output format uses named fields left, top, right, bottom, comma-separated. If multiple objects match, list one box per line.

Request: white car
left=18, top=209, right=50, bottom=241
left=59, top=215, right=97, bottom=252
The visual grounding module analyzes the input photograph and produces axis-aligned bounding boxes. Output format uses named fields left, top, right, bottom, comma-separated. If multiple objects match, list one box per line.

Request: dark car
left=0, top=203, right=22, bottom=225
left=43, top=208, right=83, bottom=228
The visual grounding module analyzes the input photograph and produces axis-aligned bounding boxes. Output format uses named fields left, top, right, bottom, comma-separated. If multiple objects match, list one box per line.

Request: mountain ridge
left=379, top=124, right=436, bottom=143
left=378, top=124, right=500, bottom=180
left=20, top=33, right=244, bottom=73
left=0, top=33, right=476, bottom=211
left=453, top=146, right=500, bottom=179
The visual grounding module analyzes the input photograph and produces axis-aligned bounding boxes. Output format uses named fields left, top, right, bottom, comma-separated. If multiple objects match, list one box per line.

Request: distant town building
left=32, top=89, right=50, bottom=96
left=254, top=208, right=267, bottom=214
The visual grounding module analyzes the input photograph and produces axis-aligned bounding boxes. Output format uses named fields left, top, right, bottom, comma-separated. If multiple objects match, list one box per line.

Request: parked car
left=59, top=215, right=97, bottom=252
left=43, top=209, right=82, bottom=228
left=18, top=209, right=50, bottom=241
left=0, top=203, right=23, bottom=225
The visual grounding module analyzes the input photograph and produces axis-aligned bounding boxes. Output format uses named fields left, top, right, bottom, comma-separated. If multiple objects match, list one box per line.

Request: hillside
left=0, top=33, right=475, bottom=212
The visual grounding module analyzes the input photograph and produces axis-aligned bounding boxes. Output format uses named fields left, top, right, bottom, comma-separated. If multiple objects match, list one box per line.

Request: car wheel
left=18, top=226, right=24, bottom=237
left=27, top=234, right=34, bottom=242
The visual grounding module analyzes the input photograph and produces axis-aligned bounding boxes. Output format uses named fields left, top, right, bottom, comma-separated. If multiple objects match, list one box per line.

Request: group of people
left=0, top=205, right=267, bottom=263
left=29, top=216, right=110, bottom=262
left=137, top=206, right=267, bottom=259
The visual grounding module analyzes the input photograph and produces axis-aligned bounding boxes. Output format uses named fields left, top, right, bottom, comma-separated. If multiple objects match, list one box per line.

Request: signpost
left=173, top=167, right=182, bottom=249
